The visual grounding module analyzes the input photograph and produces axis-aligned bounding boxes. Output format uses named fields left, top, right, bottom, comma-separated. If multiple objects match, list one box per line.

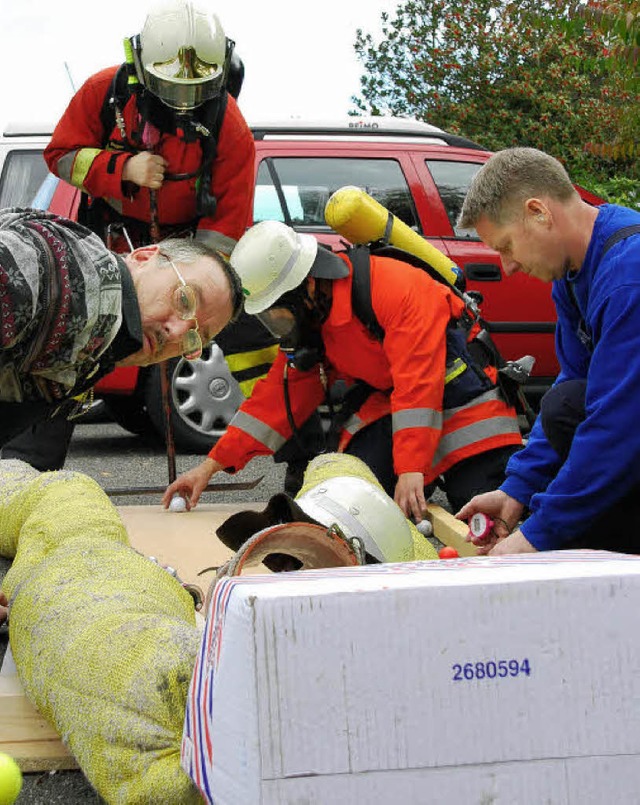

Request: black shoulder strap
left=368, top=244, right=450, bottom=288
left=602, top=224, right=640, bottom=256
left=195, top=92, right=229, bottom=217
left=350, top=246, right=385, bottom=341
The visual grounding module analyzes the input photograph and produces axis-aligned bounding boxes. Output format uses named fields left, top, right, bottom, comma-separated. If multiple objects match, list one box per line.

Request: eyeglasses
left=164, top=255, right=203, bottom=361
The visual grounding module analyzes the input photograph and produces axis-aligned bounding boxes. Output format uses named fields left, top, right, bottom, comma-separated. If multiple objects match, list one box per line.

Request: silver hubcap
left=171, top=343, right=244, bottom=439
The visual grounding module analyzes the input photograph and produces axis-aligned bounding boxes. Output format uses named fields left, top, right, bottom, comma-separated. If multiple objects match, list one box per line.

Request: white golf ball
left=415, top=519, right=433, bottom=537
left=169, top=494, right=187, bottom=513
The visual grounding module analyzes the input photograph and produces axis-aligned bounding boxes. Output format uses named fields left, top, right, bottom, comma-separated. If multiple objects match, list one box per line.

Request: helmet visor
left=143, top=68, right=224, bottom=109
left=143, top=44, right=224, bottom=109
left=154, top=45, right=219, bottom=80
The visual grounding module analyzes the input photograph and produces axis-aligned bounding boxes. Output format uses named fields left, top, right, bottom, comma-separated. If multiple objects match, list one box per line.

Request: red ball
left=438, top=546, right=459, bottom=559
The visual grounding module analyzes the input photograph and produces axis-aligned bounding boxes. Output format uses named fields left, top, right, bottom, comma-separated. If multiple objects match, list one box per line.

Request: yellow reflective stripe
left=70, top=148, right=103, bottom=190
left=432, top=416, right=522, bottom=467
left=392, top=408, right=442, bottom=433
left=444, top=358, right=467, bottom=384
left=238, top=376, right=263, bottom=397
left=225, top=344, right=279, bottom=373
left=230, top=410, right=287, bottom=452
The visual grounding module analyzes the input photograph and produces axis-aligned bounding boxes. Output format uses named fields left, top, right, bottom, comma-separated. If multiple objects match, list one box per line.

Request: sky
left=0, top=0, right=400, bottom=134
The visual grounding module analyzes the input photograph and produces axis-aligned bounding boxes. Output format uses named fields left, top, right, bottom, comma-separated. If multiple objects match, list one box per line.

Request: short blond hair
left=459, top=147, right=578, bottom=228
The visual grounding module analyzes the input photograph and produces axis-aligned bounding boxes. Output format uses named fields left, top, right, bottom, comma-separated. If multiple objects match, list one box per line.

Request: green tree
left=564, top=1, right=639, bottom=168
left=353, top=0, right=634, bottom=185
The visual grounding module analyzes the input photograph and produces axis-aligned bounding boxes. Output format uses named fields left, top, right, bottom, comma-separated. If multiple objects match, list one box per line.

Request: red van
left=1, top=118, right=604, bottom=451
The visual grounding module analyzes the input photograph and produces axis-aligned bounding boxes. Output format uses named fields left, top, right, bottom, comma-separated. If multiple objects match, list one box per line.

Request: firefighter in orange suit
left=163, top=221, right=523, bottom=521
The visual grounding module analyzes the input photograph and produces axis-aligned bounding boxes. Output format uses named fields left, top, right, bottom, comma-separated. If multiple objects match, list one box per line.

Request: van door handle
left=465, top=263, right=502, bottom=281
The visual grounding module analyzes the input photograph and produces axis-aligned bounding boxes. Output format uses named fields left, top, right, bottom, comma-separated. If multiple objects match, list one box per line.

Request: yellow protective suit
left=0, top=460, right=202, bottom=805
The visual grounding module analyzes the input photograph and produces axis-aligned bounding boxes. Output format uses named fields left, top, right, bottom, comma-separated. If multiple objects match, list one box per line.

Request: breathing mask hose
left=283, top=362, right=313, bottom=456
left=282, top=361, right=333, bottom=457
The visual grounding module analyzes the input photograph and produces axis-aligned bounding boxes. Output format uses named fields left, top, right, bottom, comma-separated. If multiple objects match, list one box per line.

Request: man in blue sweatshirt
left=456, top=147, right=640, bottom=555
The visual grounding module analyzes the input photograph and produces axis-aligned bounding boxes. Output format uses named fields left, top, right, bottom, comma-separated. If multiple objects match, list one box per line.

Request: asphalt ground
left=1, top=420, right=448, bottom=804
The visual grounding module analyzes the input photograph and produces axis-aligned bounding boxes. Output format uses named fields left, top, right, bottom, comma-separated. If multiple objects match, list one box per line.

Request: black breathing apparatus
left=257, top=284, right=327, bottom=372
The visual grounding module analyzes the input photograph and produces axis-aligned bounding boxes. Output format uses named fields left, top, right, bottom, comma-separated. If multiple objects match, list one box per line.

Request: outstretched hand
left=161, top=457, right=223, bottom=511
left=487, top=529, right=537, bottom=556
left=394, top=472, right=427, bottom=523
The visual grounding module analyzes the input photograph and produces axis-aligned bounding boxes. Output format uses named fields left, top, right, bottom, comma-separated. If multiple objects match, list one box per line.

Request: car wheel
left=145, top=342, right=245, bottom=454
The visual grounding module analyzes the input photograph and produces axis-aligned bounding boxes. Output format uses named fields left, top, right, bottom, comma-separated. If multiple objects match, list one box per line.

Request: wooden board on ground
left=2, top=500, right=474, bottom=770
left=0, top=674, right=78, bottom=771
left=118, top=501, right=264, bottom=592
left=425, top=503, right=479, bottom=557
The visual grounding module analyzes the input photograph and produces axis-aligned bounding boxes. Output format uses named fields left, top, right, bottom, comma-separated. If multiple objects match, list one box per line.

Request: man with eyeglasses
left=0, top=208, right=244, bottom=450
left=3, top=1, right=278, bottom=472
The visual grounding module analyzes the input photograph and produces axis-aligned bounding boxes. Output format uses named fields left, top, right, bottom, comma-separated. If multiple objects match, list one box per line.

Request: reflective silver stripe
left=343, top=413, right=365, bottom=436
left=432, top=416, right=522, bottom=467
left=392, top=408, right=442, bottom=433
left=443, top=388, right=504, bottom=420
left=229, top=410, right=287, bottom=452
left=304, top=492, right=384, bottom=561
left=56, top=152, right=78, bottom=184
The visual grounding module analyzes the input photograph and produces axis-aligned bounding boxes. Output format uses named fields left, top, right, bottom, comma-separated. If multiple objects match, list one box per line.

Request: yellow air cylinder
left=324, top=185, right=461, bottom=288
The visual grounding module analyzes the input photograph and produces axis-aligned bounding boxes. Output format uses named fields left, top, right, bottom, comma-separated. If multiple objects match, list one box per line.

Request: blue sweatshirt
left=501, top=204, right=640, bottom=549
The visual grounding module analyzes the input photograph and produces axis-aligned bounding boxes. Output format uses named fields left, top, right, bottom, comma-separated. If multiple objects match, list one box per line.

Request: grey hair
left=156, top=237, right=244, bottom=323
left=458, top=147, right=578, bottom=229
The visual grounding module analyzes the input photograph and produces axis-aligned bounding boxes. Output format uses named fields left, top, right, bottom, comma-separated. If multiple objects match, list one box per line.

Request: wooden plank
left=118, top=502, right=263, bottom=591
left=425, top=503, right=479, bottom=557
left=0, top=675, right=78, bottom=771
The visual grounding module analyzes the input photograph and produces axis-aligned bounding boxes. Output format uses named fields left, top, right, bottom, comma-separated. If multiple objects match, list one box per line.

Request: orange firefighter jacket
left=44, top=66, right=255, bottom=249
left=210, top=253, right=522, bottom=481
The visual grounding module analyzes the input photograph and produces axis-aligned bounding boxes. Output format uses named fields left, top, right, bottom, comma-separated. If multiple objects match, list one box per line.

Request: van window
left=254, top=158, right=420, bottom=231
left=425, top=160, right=481, bottom=237
left=0, top=150, right=49, bottom=208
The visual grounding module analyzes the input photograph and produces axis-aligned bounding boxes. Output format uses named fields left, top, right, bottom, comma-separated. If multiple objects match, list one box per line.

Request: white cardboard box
left=182, top=552, right=640, bottom=803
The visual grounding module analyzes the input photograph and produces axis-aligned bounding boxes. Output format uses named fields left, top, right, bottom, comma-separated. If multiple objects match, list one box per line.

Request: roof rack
left=250, top=116, right=488, bottom=151
left=1, top=117, right=488, bottom=152
left=2, top=122, right=54, bottom=138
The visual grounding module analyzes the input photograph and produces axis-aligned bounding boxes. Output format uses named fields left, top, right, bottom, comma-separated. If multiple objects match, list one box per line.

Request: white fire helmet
left=139, top=1, right=228, bottom=110
left=296, top=475, right=415, bottom=563
left=230, top=221, right=318, bottom=315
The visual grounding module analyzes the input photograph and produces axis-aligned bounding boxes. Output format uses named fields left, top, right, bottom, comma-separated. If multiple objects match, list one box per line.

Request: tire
left=144, top=342, right=245, bottom=454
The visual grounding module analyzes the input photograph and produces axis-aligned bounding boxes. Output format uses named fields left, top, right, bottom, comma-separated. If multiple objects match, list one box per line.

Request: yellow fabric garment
left=0, top=460, right=202, bottom=805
